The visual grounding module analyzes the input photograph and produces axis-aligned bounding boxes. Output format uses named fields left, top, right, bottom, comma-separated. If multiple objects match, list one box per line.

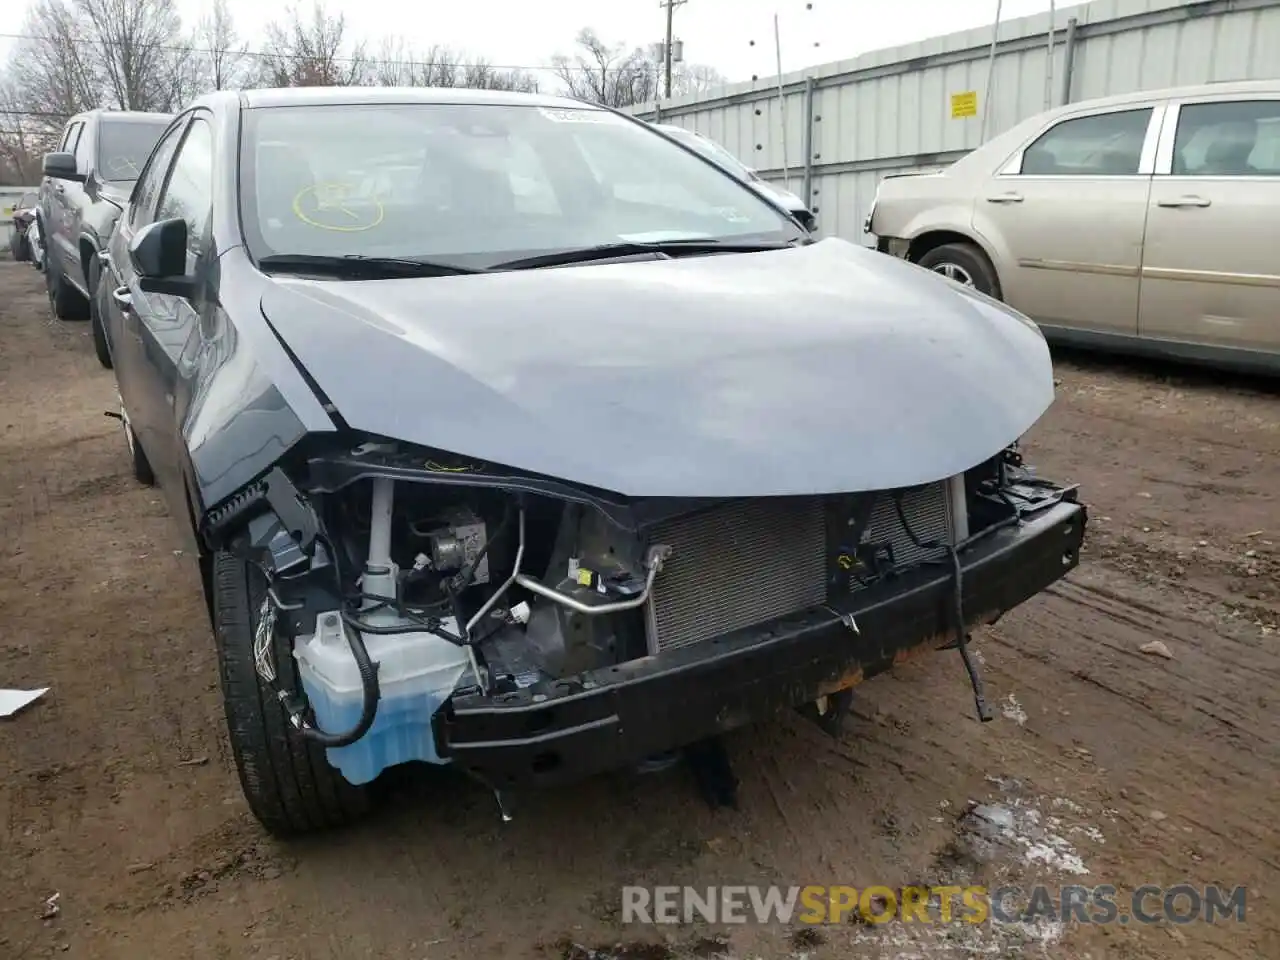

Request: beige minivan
left=866, top=79, right=1280, bottom=374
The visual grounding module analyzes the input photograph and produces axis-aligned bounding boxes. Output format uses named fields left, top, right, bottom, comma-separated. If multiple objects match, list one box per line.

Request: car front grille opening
left=643, top=482, right=957, bottom=654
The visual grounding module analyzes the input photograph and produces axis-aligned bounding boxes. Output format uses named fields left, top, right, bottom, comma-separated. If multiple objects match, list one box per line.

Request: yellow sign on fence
left=951, top=91, right=978, bottom=119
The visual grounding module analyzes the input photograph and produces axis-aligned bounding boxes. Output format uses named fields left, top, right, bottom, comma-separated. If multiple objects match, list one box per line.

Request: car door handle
left=112, top=286, right=133, bottom=313
left=1157, top=196, right=1211, bottom=208
left=985, top=193, right=1024, bottom=203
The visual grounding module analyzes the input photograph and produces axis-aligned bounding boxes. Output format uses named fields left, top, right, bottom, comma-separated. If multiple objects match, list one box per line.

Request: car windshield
left=97, top=118, right=171, bottom=182
left=238, top=102, right=801, bottom=268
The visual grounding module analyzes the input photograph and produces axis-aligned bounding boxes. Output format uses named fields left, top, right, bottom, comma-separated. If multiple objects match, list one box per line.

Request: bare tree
left=674, top=62, right=726, bottom=98
left=551, top=29, right=724, bottom=107
left=74, top=0, right=193, bottom=110
left=256, top=2, right=366, bottom=88
left=0, top=76, right=51, bottom=183
left=461, top=59, right=539, bottom=93
left=196, top=0, right=247, bottom=91
left=552, top=29, right=656, bottom=108
left=3, top=0, right=100, bottom=133
left=361, top=40, right=537, bottom=92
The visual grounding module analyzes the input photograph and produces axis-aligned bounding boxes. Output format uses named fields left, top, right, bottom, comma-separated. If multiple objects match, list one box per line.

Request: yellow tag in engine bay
left=576, top=568, right=594, bottom=587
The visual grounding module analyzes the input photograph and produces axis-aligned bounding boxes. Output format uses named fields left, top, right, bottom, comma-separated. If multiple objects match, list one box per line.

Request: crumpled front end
left=201, top=433, right=1085, bottom=795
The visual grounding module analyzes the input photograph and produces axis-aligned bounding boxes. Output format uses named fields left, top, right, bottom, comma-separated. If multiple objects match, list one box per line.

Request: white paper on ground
left=0, top=687, right=48, bottom=718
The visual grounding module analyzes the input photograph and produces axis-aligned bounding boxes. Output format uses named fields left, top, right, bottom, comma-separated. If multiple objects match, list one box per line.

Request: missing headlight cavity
left=232, top=438, right=1072, bottom=791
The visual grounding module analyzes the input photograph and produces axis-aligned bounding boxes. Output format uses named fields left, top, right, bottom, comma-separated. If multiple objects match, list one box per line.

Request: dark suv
left=39, top=109, right=172, bottom=366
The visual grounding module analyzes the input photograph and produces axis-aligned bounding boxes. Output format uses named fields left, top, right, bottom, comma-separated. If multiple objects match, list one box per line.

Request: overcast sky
left=2, top=0, right=1063, bottom=89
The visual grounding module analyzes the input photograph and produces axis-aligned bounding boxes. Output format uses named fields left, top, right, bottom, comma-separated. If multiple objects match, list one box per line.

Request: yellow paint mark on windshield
left=292, top=182, right=385, bottom=232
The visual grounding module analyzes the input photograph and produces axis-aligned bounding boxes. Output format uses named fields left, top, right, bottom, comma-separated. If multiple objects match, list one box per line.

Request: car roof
left=1043, top=78, right=1279, bottom=116
left=68, top=108, right=174, bottom=124
left=231, top=86, right=608, bottom=111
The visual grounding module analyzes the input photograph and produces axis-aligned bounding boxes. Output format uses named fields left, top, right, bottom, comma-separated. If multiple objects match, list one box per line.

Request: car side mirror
left=43, top=151, right=85, bottom=183
left=130, top=217, right=198, bottom=297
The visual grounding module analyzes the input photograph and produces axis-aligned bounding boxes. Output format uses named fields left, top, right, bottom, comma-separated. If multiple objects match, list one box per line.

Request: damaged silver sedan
left=98, top=86, right=1087, bottom=836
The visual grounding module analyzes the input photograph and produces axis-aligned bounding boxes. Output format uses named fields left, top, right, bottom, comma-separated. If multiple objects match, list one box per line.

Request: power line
left=0, top=30, right=613, bottom=74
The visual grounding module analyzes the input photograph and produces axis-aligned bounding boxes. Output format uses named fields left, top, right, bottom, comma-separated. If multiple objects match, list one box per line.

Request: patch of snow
left=1001, top=694, right=1028, bottom=726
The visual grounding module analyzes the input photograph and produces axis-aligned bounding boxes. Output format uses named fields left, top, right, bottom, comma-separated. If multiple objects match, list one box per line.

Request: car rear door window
left=1020, top=108, right=1153, bottom=176
left=1171, top=100, right=1280, bottom=177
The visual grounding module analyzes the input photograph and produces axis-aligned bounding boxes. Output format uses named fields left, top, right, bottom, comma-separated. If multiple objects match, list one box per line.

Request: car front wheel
left=212, top=550, right=372, bottom=837
left=118, top=401, right=155, bottom=486
left=916, top=242, right=1002, bottom=300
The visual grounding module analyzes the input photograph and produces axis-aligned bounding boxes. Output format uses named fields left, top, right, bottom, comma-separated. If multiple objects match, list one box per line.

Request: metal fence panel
left=633, top=0, right=1280, bottom=245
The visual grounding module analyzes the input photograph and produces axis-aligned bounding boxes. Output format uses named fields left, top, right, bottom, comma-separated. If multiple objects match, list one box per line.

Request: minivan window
left=238, top=103, right=800, bottom=267
left=97, top=117, right=172, bottom=182
left=1020, top=108, right=1153, bottom=176
left=1171, top=100, right=1280, bottom=177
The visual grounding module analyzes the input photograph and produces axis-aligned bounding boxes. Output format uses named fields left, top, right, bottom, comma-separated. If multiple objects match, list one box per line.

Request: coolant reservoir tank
left=294, top=612, right=471, bottom=785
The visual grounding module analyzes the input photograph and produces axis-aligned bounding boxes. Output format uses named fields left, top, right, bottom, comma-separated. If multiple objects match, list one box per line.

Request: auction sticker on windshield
left=538, top=108, right=622, bottom=124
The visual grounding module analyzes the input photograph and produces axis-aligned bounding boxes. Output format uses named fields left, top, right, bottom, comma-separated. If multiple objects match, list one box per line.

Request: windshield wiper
left=490, top=238, right=801, bottom=271
left=257, top=253, right=484, bottom=279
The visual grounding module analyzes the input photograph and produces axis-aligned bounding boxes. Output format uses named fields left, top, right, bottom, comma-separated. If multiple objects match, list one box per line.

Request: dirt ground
left=0, top=255, right=1277, bottom=960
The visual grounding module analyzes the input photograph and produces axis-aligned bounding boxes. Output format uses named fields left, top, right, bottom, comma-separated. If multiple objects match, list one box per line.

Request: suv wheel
left=916, top=243, right=1002, bottom=299
left=89, top=260, right=113, bottom=369
left=212, top=551, right=372, bottom=836
left=46, top=256, right=89, bottom=321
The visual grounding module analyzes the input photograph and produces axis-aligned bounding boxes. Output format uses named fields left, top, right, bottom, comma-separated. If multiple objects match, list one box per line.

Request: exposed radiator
left=851, top=483, right=954, bottom=589
left=644, top=482, right=957, bottom=654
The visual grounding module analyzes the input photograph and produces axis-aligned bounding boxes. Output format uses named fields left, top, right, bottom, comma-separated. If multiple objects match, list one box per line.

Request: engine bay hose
left=275, top=529, right=382, bottom=747
left=891, top=493, right=994, bottom=723
left=286, top=618, right=382, bottom=748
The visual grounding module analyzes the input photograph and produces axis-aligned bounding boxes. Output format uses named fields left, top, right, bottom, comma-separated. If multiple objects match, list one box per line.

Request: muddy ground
left=0, top=256, right=1276, bottom=960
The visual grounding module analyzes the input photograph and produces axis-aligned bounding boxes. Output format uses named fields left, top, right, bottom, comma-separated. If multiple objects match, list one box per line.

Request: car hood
left=259, top=237, right=1053, bottom=497
left=96, top=180, right=135, bottom=209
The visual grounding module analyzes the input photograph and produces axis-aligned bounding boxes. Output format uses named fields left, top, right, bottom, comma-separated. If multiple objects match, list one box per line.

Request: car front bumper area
left=437, top=497, right=1086, bottom=789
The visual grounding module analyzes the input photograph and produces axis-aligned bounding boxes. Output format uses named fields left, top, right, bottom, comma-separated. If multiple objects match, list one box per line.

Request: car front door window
left=155, top=118, right=214, bottom=264
left=129, top=120, right=187, bottom=231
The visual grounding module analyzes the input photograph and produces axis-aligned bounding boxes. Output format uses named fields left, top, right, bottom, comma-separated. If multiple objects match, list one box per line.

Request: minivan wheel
left=212, top=550, right=372, bottom=837
left=916, top=243, right=1001, bottom=299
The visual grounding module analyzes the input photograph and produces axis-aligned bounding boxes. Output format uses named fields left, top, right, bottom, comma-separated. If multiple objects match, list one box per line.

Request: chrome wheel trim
left=931, top=262, right=976, bottom=287
left=118, top=395, right=135, bottom=455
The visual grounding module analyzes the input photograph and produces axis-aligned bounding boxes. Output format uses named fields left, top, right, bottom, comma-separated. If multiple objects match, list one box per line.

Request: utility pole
left=660, top=0, right=687, bottom=100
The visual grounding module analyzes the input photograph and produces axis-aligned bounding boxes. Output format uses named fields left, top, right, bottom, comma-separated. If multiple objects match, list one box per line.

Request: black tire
left=46, top=255, right=89, bottom=321
left=89, top=259, right=113, bottom=369
left=9, top=230, right=30, bottom=262
left=212, top=550, right=372, bottom=836
left=122, top=412, right=155, bottom=485
left=916, top=242, right=1002, bottom=299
